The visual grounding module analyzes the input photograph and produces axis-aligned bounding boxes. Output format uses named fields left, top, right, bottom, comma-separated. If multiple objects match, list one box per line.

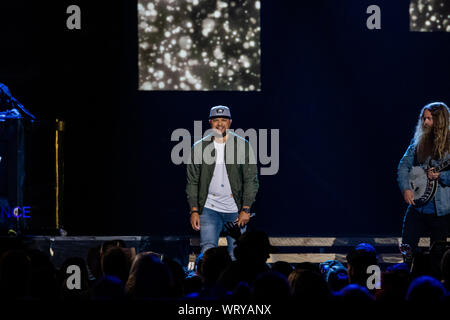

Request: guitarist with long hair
left=397, top=102, right=450, bottom=262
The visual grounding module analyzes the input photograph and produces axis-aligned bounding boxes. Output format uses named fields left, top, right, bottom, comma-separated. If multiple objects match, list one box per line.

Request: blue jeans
left=200, top=207, right=246, bottom=261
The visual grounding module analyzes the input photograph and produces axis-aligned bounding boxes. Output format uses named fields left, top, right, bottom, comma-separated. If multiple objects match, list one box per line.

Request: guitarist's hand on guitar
left=403, top=189, right=415, bottom=206
left=427, top=167, right=440, bottom=180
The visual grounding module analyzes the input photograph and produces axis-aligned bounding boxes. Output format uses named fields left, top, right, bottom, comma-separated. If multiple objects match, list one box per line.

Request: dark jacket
left=186, top=131, right=259, bottom=213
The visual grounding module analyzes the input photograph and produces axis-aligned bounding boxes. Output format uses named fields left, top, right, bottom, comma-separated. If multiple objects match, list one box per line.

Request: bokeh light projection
left=138, top=0, right=261, bottom=91
left=410, top=0, right=450, bottom=31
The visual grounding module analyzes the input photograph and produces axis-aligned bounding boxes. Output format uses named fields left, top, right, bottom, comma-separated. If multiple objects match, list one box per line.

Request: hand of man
left=403, top=189, right=415, bottom=206
left=427, top=167, right=440, bottom=180
left=235, top=211, right=251, bottom=228
left=190, top=212, right=200, bottom=231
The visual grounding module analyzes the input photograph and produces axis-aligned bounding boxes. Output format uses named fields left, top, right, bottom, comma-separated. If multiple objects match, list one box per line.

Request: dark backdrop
left=0, top=0, right=449, bottom=236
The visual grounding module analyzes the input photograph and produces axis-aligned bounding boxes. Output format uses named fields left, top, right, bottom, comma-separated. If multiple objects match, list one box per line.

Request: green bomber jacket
left=186, top=131, right=259, bottom=214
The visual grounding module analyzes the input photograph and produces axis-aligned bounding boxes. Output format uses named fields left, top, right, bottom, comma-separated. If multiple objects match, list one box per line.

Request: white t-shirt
left=204, top=141, right=239, bottom=213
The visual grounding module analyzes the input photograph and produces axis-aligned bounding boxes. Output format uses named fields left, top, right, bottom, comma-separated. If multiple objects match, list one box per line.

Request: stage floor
left=4, top=235, right=445, bottom=269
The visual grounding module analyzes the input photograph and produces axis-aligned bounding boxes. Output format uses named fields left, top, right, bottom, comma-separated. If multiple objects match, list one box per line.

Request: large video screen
left=138, top=0, right=261, bottom=91
left=410, top=0, right=450, bottom=31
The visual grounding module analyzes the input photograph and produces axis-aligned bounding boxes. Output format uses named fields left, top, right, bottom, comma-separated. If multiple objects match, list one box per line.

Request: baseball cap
left=209, top=105, right=231, bottom=119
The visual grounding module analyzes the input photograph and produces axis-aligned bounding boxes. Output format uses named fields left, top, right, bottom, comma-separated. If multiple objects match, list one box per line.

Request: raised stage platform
left=4, top=235, right=444, bottom=270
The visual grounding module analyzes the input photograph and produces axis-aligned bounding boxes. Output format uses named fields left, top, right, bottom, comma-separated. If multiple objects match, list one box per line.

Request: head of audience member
left=271, top=261, right=293, bottom=279
left=253, top=271, right=291, bottom=301
left=58, top=257, right=90, bottom=300
left=28, top=248, right=58, bottom=299
left=101, top=246, right=130, bottom=284
left=288, top=269, right=330, bottom=302
left=375, top=263, right=411, bottom=302
left=183, top=273, right=203, bottom=297
left=100, top=239, right=126, bottom=256
left=339, top=284, right=374, bottom=302
left=320, top=260, right=344, bottom=275
left=323, top=263, right=349, bottom=293
left=125, top=252, right=173, bottom=299
left=0, top=250, right=32, bottom=299
left=91, top=275, right=125, bottom=300
left=162, top=256, right=186, bottom=298
left=200, top=247, right=232, bottom=287
left=346, top=243, right=378, bottom=287
left=406, top=275, right=446, bottom=302
left=218, top=231, right=274, bottom=291
left=234, top=230, right=277, bottom=264
left=440, top=249, right=450, bottom=291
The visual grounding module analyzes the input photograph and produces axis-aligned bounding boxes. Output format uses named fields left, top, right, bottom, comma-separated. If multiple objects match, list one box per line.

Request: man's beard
left=421, top=125, right=435, bottom=143
left=417, top=126, right=435, bottom=162
left=422, top=125, right=433, bottom=135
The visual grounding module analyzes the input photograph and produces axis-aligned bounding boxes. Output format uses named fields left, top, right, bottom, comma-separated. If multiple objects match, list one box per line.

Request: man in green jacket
left=186, top=105, right=259, bottom=260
